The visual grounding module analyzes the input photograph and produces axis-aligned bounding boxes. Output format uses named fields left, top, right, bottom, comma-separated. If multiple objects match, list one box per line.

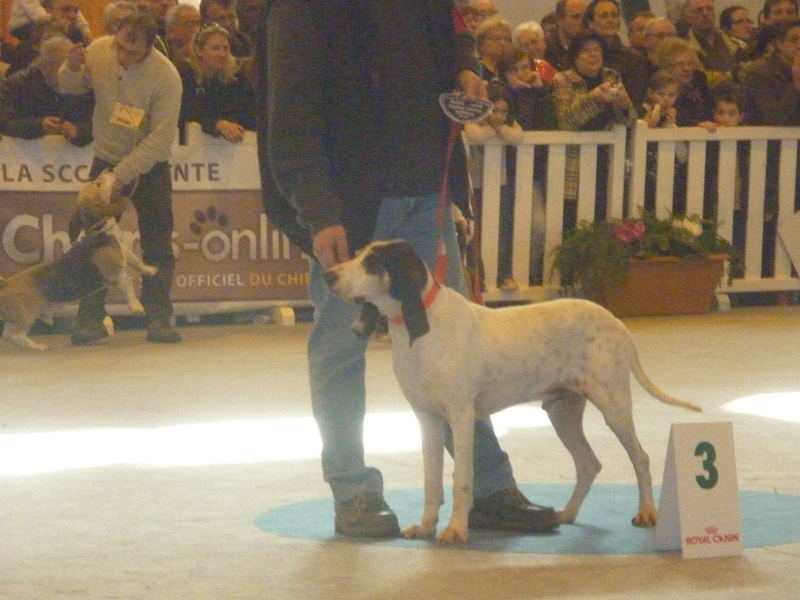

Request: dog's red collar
left=390, top=279, right=441, bottom=325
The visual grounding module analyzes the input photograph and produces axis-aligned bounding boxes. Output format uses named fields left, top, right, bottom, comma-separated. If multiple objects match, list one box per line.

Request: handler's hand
left=457, top=69, right=488, bottom=100
left=313, top=224, right=350, bottom=269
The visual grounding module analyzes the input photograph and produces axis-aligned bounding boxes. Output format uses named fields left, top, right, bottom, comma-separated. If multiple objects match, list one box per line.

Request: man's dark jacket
left=254, top=0, right=476, bottom=255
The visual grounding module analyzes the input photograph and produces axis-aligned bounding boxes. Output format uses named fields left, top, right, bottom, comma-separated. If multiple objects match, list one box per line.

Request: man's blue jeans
left=307, top=193, right=516, bottom=502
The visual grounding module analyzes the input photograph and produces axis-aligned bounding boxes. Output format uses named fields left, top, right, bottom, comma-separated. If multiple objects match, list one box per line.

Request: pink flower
left=614, top=221, right=646, bottom=244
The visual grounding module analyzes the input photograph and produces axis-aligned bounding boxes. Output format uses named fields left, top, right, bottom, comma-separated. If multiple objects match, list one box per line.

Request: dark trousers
left=76, top=158, right=176, bottom=324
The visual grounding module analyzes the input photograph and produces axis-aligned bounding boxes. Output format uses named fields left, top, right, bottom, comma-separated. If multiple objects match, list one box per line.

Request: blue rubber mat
left=255, top=483, right=800, bottom=554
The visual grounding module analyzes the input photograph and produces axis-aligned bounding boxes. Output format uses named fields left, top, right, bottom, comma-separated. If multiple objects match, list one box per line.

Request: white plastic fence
left=466, top=122, right=800, bottom=303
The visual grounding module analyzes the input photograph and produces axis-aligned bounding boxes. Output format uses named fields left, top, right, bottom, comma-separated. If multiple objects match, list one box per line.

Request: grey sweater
left=58, top=35, right=182, bottom=184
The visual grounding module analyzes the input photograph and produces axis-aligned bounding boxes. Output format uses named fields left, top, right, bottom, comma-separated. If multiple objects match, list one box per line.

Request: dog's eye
left=362, top=252, right=385, bottom=277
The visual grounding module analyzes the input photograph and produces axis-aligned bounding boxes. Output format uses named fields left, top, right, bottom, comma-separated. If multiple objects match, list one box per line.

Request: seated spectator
left=199, top=0, right=251, bottom=58
left=513, top=21, right=547, bottom=61
left=165, top=3, right=201, bottom=63
left=683, top=0, right=740, bottom=88
left=4, top=17, right=66, bottom=77
left=475, top=17, right=513, bottom=81
left=652, top=37, right=716, bottom=128
left=761, top=0, right=799, bottom=27
left=177, top=23, right=255, bottom=143
left=463, top=81, right=523, bottom=292
left=738, top=19, right=800, bottom=255
left=459, top=0, right=499, bottom=33
left=495, top=48, right=559, bottom=285
left=102, top=0, right=138, bottom=35
left=8, top=0, right=53, bottom=45
left=44, top=0, right=92, bottom=46
left=582, top=0, right=649, bottom=111
left=552, top=32, right=636, bottom=220
left=0, top=34, right=92, bottom=145
left=136, top=0, right=176, bottom=38
left=739, top=19, right=800, bottom=125
left=719, top=5, right=754, bottom=49
left=545, top=0, right=587, bottom=71
left=641, top=69, right=690, bottom=212
left=627, top=10, right=656, bottom=55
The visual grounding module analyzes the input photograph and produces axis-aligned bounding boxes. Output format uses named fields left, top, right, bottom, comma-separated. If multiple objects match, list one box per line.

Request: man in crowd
left=255, top=1, right=559, bottom=538
left=683, top=0, right=740, bottom=88
left=58, top=13, right=183, bottom=345
left=200, top=0, right=252, bottom=58
left=545, top=0, right=587, bottom=70
left=761, top=0, right=799, bottom=26
left=165, top=3, right=202, bottom=63
left=102, top=1, right=138, bottom=35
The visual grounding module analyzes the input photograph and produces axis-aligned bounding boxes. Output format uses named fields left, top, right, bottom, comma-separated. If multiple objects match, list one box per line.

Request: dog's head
left=70, top=171, right=128, bottom=240
left=324, top=240, right=431, bottom=345
left=77, top=171, right=128, bottom=220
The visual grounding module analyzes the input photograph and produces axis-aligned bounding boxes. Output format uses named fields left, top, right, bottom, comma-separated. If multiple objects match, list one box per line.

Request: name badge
left=439, top=92, right=493, bottom=124
left=110, top=102, right=145, bottom=129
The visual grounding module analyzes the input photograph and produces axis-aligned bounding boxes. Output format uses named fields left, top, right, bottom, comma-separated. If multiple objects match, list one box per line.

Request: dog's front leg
left=439, top=407, right=475, bottom=544
left=402, top=410, right=445, bottom=540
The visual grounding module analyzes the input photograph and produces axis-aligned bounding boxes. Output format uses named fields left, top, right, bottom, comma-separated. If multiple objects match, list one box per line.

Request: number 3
left=695, top=441, right=719, bottom=489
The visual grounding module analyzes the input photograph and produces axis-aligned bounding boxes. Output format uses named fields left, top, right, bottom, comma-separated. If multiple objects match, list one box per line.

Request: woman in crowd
left=652, top=37, right=715, bottom=129
left=177, top=23, right=254, bottom=143
left=475, top=17, right=513, bottom=81
left=552, top=32, right=636, bottom=222
left=582, top=0, right=649, bottom=106
left=513, top=20, right=547, bottom=61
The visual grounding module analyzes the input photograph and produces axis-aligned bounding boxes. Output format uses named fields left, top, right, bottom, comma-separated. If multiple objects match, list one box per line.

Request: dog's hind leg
left=593, top=387, right=657, bottom=527
left=124, top=249, right=158, bottom=277
left=3, top=320, right=47, bottom=351
left=115, top=270, right=145, bottom=314
left=402, top=410, right=446, bottom=541
left=543, top=391, right=602, bottom=524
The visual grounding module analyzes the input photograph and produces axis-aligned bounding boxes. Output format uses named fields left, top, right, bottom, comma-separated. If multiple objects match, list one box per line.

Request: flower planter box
left=586, top=255, right=727, bottom=317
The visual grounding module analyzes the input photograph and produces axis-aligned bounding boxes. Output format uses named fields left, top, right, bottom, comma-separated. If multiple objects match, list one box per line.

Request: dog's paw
left=128, top=301, right=145, bottom=315
left=401, top=524, right=436, bottom=540
left=141, top=265, right=158, bottom=277
left=631, top=508, right=657, bottom=527
left=436, top=526, right=469, bottom=545
left=556, top=509, right=577, bottom=524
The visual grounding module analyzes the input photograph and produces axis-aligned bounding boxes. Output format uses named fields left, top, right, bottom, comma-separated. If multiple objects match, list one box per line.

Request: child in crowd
left=464, top=82, right=523, bottom=292
left=642, top=69, right=688, bottom=212
left=708, top=86, right=748, bottom=267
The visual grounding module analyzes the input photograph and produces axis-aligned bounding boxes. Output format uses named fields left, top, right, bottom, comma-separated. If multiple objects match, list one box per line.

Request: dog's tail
left=631, top=350, right=702, bottom=412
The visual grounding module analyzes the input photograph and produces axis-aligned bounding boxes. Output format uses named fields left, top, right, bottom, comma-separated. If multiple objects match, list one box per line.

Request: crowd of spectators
left=2, top=0, right=799, bottom=286
left=1, top=0, right=259, bottom=145
left=456, top=0, right=800, bottom=287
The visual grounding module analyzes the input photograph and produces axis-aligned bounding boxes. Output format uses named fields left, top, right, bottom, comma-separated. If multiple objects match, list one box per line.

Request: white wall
left=494, top=0, right=766, bottom=28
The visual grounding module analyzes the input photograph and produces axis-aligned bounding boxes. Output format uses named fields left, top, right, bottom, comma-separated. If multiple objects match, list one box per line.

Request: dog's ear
left=351, top=302, right=380, bottom=339
left=382, top=242, right=430, bottom=345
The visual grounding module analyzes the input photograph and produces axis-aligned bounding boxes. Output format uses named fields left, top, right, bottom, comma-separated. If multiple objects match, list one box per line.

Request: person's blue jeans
left=308, top=193, right=516, bottom=502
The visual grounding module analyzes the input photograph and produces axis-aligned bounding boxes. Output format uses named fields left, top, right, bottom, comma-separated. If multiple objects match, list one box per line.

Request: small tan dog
left=0, top=172, right=157, bottom=350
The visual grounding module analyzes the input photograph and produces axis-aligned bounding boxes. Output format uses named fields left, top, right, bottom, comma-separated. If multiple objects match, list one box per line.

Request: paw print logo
left=189, top=206, right=229, bottom=235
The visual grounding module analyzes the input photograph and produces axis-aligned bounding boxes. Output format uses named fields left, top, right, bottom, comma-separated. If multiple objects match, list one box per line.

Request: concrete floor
left=1, top=305, right=799, bottom=599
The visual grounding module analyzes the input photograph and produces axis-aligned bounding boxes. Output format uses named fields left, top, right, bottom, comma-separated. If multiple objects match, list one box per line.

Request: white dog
left=324, top=240, right=701, bottom=544
left=0, top=172, right=156, bottom=350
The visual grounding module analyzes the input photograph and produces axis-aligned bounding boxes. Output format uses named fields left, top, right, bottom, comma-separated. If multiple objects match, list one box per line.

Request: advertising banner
left=0, top=134, right=309, bottom=310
